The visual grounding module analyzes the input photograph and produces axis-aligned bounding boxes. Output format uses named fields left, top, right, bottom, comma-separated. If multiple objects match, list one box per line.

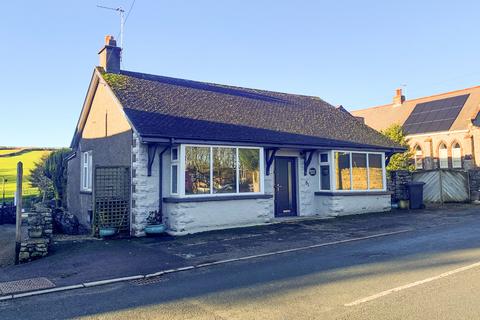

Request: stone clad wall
left=131, top=132, right=160, bottom=237
left=19, top=207, right=53, bottom=263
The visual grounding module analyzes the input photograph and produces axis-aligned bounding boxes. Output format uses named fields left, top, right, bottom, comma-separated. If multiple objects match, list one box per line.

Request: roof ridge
left=118, top=69, right=325, bottom=101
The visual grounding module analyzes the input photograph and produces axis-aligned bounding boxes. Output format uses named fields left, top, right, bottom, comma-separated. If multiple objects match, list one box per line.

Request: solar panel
left=403, top=94, right=469, bottom=135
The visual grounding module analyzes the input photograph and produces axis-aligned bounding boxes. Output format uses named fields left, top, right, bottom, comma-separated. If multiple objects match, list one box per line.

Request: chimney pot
left=393, top=88, right=405, bottom=107
left=98, top=35, right=121, bottom=73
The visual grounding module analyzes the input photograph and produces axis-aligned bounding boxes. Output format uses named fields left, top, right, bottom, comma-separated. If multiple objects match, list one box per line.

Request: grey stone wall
left=469, top=169, right=480, bottom=201
left=388, top=170, right=413, bottom=202
left=19, top=206, right=53, bottom=263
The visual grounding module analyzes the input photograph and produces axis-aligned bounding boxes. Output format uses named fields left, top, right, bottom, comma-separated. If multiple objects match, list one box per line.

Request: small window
left=239, top=148, right=260, bottom=193
left=320, top=153, right=329, bottom=163
left=439, top=143, right=448, bottom=169
left=171, top=165, right=178, bottom=194
left=452, top=143, right=462, bottom=168
left=171, top=147, right=178, bottom=161
left=414, top=146, right=423, bottom=170
left=81, top=151, right=92, bottom=192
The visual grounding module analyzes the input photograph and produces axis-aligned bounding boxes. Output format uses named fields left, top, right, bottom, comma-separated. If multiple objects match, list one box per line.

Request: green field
left=0, top=149, right=53, bottom=202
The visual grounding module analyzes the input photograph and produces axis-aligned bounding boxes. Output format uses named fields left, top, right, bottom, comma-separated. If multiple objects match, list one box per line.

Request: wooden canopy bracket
left=265, top=148, right=278, bottom=176
left=147, top=144, right=158, bottom=176
left=302, top=150, right=315, bottom=176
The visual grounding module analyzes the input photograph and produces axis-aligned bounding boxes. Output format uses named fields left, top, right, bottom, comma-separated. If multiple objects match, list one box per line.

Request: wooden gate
left=412, top=170, right=470, bottom=203
left=93, top=166, right=131, bottom=236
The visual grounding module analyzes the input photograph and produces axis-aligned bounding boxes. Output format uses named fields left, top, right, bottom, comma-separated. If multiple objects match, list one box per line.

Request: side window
left=319, top=153, right=330, bottom=191
left=171, top=147, right=179, bottom=194
left=81, top=151, right=93, bottom=191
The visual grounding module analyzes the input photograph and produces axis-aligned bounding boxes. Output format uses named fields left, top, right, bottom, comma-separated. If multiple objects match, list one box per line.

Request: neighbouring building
left=66, top=36, right=403, bottom=236
left=352, top=87, right=480, bottom=170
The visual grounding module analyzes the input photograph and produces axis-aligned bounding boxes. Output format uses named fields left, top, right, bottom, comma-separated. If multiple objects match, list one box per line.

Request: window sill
left=163, top=194, right=273, bottom=203
left=315, top=191, right=392, bottom=197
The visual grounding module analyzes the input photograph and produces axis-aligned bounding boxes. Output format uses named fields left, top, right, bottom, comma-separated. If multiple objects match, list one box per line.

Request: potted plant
left=144, top=210, right=166, bottom=235
left=97, top=211, right=117, bottom=238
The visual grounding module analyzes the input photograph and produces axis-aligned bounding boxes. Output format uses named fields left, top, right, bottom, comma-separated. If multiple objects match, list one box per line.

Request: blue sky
left=2, top=0, right=480, bottom=147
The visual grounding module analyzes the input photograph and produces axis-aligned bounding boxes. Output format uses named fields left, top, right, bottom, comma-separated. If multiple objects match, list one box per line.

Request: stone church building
left=352, top=87, right=480, bottom=170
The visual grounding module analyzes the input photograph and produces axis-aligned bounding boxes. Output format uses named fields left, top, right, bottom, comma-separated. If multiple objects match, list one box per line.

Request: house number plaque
left=308, top=168, right=317, bottom=176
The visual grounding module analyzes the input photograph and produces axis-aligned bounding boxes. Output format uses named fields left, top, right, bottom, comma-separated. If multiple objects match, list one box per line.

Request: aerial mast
left=97, top=5, right=125, bottom=62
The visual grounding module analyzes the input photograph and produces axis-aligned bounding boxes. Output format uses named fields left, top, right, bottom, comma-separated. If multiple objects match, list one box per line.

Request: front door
left=274, top=157, right=297, bottom=217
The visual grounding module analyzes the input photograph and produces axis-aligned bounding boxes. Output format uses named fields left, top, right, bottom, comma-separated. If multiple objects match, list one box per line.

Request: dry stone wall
left=18, top=206, right=53, bottom=263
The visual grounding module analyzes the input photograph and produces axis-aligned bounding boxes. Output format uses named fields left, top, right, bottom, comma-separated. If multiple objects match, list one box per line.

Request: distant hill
left=0, top=148, right=55, bottom=202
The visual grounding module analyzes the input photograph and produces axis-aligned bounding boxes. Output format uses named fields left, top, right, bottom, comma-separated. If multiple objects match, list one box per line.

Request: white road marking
left=345, top=261, right=480, bottom=307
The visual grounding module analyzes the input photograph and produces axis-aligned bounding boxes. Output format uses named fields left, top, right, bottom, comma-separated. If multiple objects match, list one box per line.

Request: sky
left=2, top=0, right=480, bottom=147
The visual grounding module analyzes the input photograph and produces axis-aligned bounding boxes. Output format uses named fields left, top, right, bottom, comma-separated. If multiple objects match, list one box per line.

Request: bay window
left=179, top=145, right=263, bottom=196
left=323, top=150, right=385, bottom=192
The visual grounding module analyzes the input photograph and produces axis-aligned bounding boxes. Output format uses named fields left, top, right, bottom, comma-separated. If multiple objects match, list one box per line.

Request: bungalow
left=67, top=36, right=403, bottom=236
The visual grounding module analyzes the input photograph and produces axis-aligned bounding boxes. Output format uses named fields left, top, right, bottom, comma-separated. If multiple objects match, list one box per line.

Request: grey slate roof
left=102, top=69, right=402, bottom=151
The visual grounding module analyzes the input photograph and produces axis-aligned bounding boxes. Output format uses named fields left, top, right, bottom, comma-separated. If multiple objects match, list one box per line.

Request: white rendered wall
left=315, top=194, right=391, bottom=217
left=165, top=198, right=273, bottom=235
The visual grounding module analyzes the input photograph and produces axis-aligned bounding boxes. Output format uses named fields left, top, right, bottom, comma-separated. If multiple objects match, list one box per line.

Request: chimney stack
left=98, top=35, right=121, bottom=73
left=393, top=88, right=405, bottom=107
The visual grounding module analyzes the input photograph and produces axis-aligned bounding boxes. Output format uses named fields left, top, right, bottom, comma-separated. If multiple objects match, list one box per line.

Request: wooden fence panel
left=412, top=171, right=441, bottom=203
left=412, top=170, right=469, bottom=203
left=441, top=170, right=469, bottom=202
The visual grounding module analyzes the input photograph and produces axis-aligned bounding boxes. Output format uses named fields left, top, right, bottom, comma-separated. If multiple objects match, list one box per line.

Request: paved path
left=0, top=225, right=15, bottom=267
left=1, top=205, right=480, bottom=319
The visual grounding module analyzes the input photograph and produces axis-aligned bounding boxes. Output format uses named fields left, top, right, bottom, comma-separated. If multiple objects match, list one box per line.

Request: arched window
left=439, top=143, right=448, bottom=169
left=414, top=145, right=423, bottom=170
left=452, top=142, right=462, bottom=168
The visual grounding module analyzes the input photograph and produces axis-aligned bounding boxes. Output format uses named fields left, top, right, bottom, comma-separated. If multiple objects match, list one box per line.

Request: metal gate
left=93, top=166, right=131, bottom=236
left=412, top=170, right=470, bottom=203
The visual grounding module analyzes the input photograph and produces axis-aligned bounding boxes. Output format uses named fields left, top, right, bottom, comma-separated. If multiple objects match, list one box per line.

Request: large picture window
left=183, top=145, right=262, bottom=196
left=330, top=151, right=385, bottom=192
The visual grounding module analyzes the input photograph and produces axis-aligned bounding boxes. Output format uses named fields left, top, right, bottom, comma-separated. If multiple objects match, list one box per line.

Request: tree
left=381, top=124, right=414, bottom=172
left=30, top=148, right=71, bottom=206
left=30, top=155, right=54, bottom=203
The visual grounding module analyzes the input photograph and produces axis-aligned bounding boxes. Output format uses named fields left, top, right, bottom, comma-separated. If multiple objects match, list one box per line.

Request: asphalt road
left=2, top=214, right=480, bottom=319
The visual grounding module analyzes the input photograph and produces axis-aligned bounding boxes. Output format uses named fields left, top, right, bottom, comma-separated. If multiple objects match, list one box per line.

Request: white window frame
left=414, top=146, right=423, bottom=170
left=319, top=152, right=331, bottom=191
left=320, top=150, right=386, bottom=192
left=81, top=151, right=93, bottom=192
left=452, top=144, right=462, bottom=169
left=176, top=144, right=265, bottom=198
left=439, top=144, right=449, bottom=169
left=170, top=147, right=179, bottom=195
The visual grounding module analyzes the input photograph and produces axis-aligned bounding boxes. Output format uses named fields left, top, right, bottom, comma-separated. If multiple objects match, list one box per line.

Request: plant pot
left=99, top=227, right=117, bottom=237
left=144, top=224, right=166, bottom=235
left=398, top=200, right=410, bottom=209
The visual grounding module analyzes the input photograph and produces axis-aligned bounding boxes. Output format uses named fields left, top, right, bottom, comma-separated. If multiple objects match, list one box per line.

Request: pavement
left=1, top=204, right=480, bottom=319
left=0, top=224, right=15, bottom=267
left=0, top=204, right=477, bottom=288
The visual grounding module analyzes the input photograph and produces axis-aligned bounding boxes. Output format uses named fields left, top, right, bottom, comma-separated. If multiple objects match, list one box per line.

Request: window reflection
left=185, top=147, right=210, bottom=195
left=239, top=148, right=260, bottom=192
left=213, top=147, right=237, bottom=194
